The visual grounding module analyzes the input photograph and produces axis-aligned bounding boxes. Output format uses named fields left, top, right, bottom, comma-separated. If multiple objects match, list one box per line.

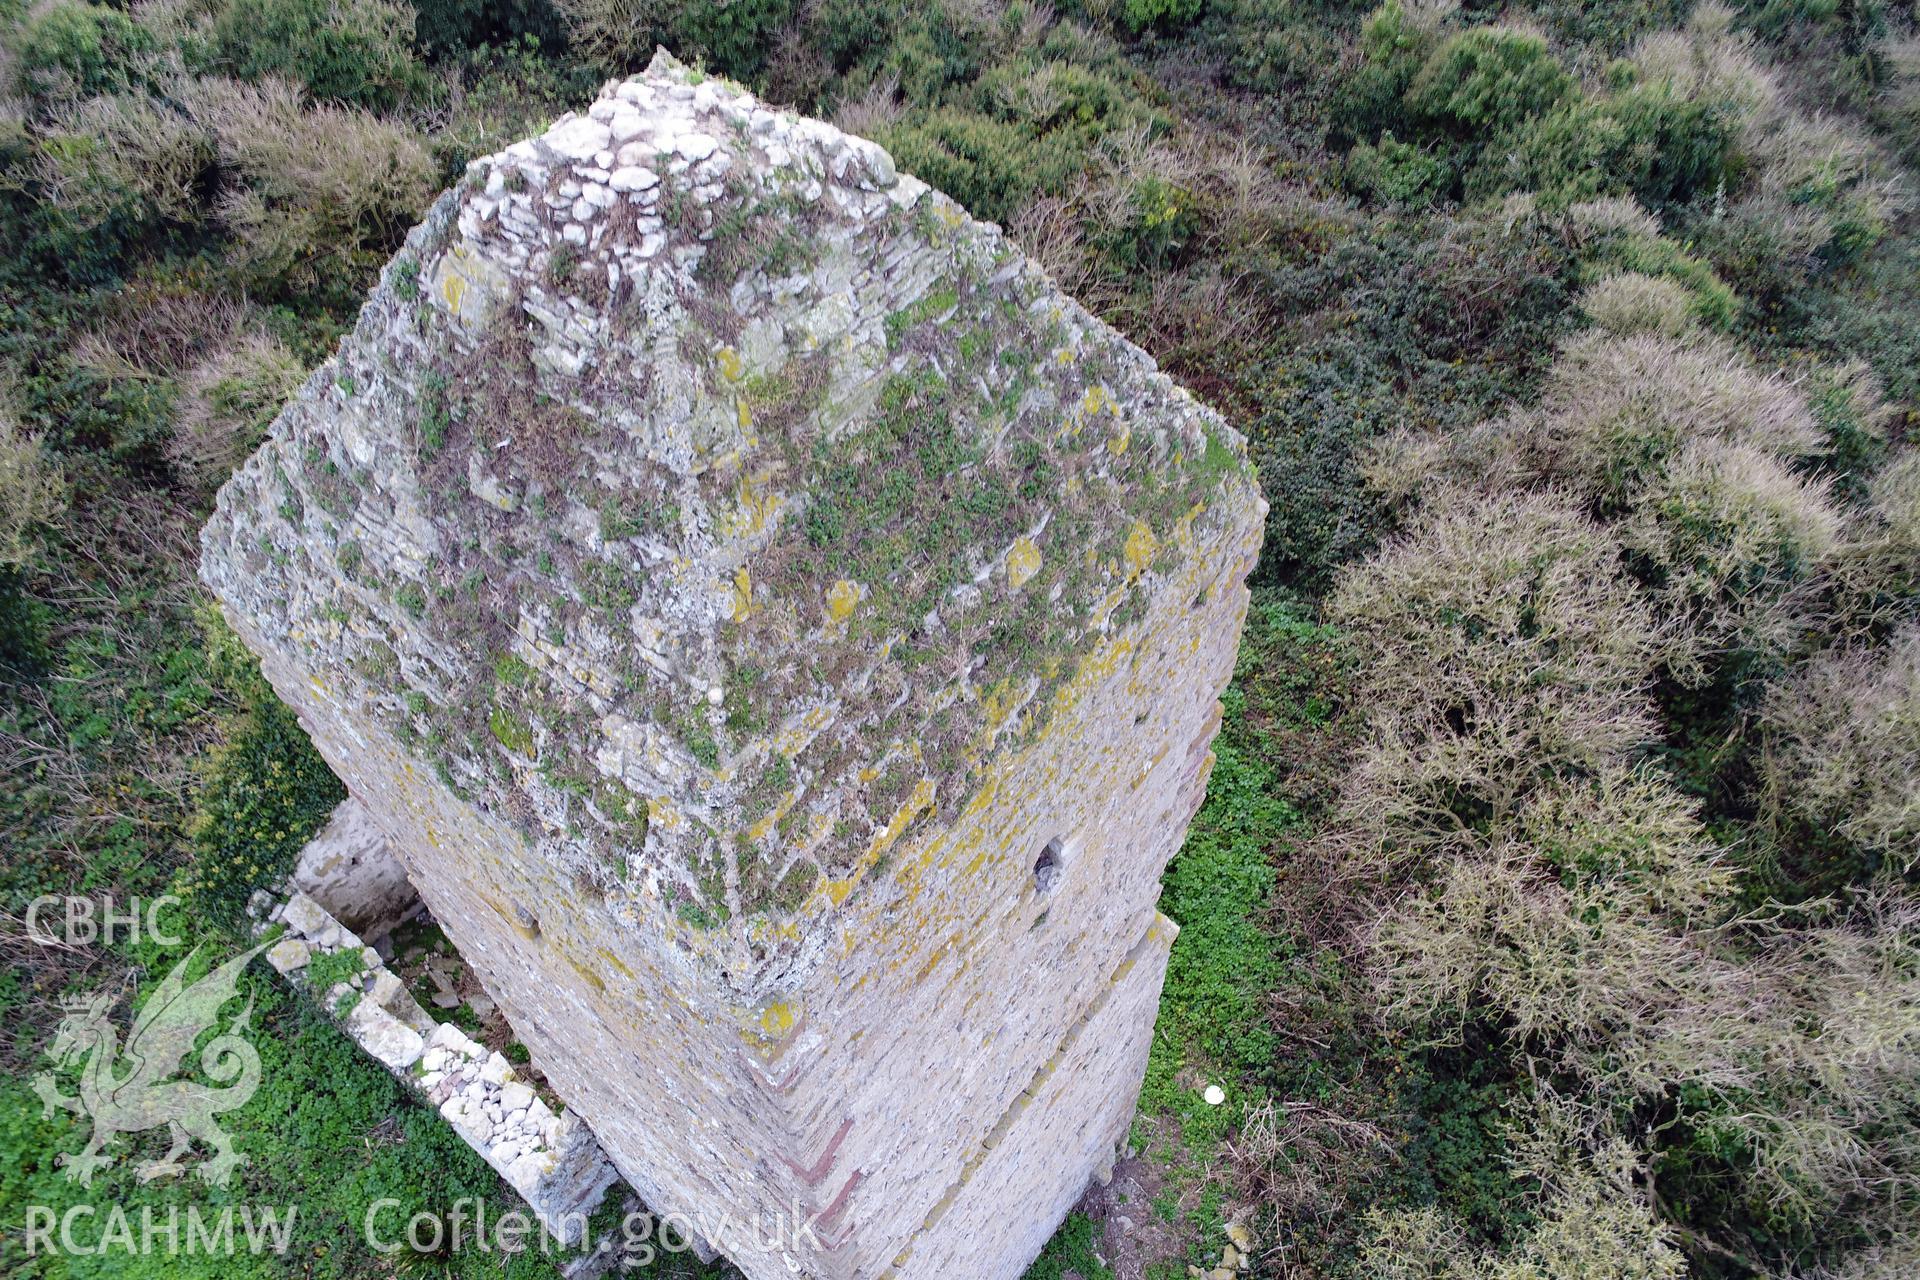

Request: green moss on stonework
left=417, top=370, right=451, bottom=456
left=884, top=285, right=960, bottom=348
left=685, top=723, right=719, bottom=769
left=488, top=702, right=534, bottom=754
left=770, top=861, right=818, bottom=914
left=494, top=651, right=535, bottom=687
left=718, top=238, right=1253, bottom=888
left=593, top=777, right=650, bottom=851
left=393, top=257, right=420, bottom=301
left=694, top=177, right=825, bottom=288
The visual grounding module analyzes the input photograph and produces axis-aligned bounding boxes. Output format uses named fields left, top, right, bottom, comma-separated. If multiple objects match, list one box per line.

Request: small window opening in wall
left=1034, top=838, right=1064, bottom=893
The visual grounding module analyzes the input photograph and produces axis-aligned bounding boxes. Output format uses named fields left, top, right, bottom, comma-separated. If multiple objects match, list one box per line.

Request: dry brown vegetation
left=0, top=394, right=63, bottom=568
left=1763, top=625, right=1920, bottom=871
left=1326, top=488, right=1664, bottom=864
left=1324, top=189, right=1920, bottom=1275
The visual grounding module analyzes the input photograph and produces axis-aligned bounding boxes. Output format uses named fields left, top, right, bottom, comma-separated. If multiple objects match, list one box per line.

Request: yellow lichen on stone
left=746, top=790, right=796, bottom=843
left=1123, top=520, right=1157, bottom=578
left=1005, top=537, right=1042, bottom=590
left=756, top=999, right=796, bottom=1038
left=1173, top=500, right=1206, bottom=550
left=731, top=566, right=753, bottom=622
left=978, top=679, right=1019, bottom=735
left=826, top=578, right=861, bottom=623
left=720, top=473, right=781, bottom=539
left=716, top=346, right=744, bottom=381
left=647, top=795, right=684, bottom=833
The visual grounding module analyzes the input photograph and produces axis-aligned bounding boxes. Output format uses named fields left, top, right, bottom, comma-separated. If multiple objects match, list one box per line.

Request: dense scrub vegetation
left=1, top=0, right=1916, bottom=1277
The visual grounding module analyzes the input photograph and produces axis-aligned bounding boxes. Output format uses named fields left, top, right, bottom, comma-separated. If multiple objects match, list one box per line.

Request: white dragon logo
left=32, top=942, right=269, bottom=1187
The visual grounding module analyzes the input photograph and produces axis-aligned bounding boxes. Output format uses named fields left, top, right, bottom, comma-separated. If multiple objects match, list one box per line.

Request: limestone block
left=265, top=937, right=311, bottom=974
left=346, top=999, right=427, bottom=1071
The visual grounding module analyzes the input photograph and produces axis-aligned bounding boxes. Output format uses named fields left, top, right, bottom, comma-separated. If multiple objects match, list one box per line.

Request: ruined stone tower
left=202, top=52, right=1264, bottom=1280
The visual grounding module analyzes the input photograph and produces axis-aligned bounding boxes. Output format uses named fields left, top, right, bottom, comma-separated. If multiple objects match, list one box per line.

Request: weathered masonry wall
left=205, top=51, right=1265, bottom=1280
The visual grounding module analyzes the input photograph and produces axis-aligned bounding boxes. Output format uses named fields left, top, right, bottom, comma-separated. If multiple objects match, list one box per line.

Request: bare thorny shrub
left=32, top=84, right=215, bottom=229
left=1832, top=451, right=1920, bottom=629
left=1372, top=326, right=1863, bottom=682
left=1761, top=623, right=1920, bottom=870
left=548, top=0, right=661, bottom=70
left=68, top=288, right=307, bottom=493
left=17, top=21, right=437, bottom=289
left=0, top=483, right=223, bottom=1066
left=1322, top=488, right=1665, bottom=872
left=832, top=72, right=905, bottom=141
left=1634, top=4, right=1910, bottom=268
left=1523, top=332, right=1827, bottom=503
left=1007, top=116, right=1307, bottom=414
left=1232, top=1094, right=1395, bottom=1249
left=1319, top=296, right=1918, bottom=1270
left=181, top=76, right=436, bottom=287
left=0, top=388, right=64, bottom=570
left=168, top=333, right=307, bottom=490
left=1363, top=1101, right=1689, bottom=1280
left=1578, top=272, right=1699, bottom=339
left=1618, top=437, right=1842, bottom=682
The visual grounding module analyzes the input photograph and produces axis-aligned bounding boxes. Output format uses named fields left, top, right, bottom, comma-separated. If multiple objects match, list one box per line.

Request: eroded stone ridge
left=205, top=50, right=1265, bottom=1280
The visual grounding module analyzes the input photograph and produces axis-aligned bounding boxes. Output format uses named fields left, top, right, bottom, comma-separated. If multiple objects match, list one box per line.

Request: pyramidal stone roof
left=202, top=51, right=1259, bottom=995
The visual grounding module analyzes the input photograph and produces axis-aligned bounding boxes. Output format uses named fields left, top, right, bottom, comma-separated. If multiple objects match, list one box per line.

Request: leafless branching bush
left=1361, top=1105, right=1687, bottom=1280
left=832, top=72, right=903, bottom=139
left=1632, top=3, right=1782, bottom=129
left=1706, top=890, right=1920, bottom=1235
left=0, top=391, right=64, bottom=568
left=1524, top=332, right=1824, bottom=505
left=1232, top=1095, right=1394, bottom=1233
left=69, top=286, right=253, bottom=382
left=1325, top=489, right=1662, bottom=866
left=1831, top=451, right=1920, bottom=628
left=1886, top=36, right=1920, bottom=162
left=1799, top=1238, right=1920, bottom=1280
left=1761, top=624, right=1920, bottom=869
left=1744, top=112, right=1910, bottom=259
left=167, top=331, right=306, bottom=490
left=34, top=88, right=214, bottom=228
left=548, top=0, right=665, bottom=71
left=1565, top=194, right=1663, bottom=243
left=181, top=75, right=435, bottom=288
left=1008, top=193, right=1090, bottom=296
left=1370, top=837, right=1731, bottom=1080
left=1619, top=438, right=1842, bottom=682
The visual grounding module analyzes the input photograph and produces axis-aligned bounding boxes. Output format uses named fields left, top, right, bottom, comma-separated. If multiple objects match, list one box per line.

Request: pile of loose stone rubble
left=252, top=805, right=619, bottom=1245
